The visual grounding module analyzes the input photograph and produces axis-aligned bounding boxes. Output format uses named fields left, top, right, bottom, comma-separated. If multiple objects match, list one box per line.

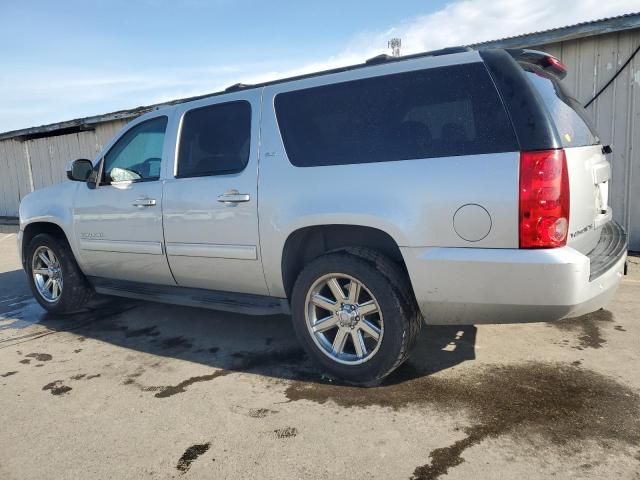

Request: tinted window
left=103, top=116, right=167, bottom=183
left=523, top=66, right=599, bottom=147
left=177, top=101, right=251, bottom=177
left=275, top=63, right=517, bottom=167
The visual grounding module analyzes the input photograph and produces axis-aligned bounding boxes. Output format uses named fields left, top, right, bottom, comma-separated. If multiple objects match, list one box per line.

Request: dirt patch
left=176, top=443, right=210, bottom=474
left=248, top=408, right=278, bottom=418
left=125, top=348, right=308, bottom=398
left=286, top=362, right=640, bottom=480
left=274, top=427, right=298, bottom=439
left=70, top=374, right=86, bottom=380
left=154, top=370, right=230, bottom=398
left=614, top=325, right=627, bottom=332
left=552, top=309, right=613, bottom=349
left=86, top=374, right=101, bottom=380
left=1, top=371, right=18, bottom=377
left=26, top=353, right=52, bottom=361
left=42, top=380, right=72, bottom=396
left=19, top=359, right=30, bottom=364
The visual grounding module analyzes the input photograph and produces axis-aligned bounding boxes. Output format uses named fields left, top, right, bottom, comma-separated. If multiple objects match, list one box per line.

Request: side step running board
left=89, top=277, right=290, bottom=316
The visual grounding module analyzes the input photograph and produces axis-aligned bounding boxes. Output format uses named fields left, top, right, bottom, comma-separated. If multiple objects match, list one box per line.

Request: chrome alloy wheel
left=305, top=273, right=384, bottom=365
left=31, top=246, right=63, bottom=303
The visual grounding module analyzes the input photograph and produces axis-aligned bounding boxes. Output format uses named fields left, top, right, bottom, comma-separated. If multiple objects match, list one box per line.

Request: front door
left=73, top=115, right=175, bottom=285
left=162, top=92, right=268, bottom=295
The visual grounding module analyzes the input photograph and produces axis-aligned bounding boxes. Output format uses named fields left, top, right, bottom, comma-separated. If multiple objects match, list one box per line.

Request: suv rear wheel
left=26, top=233, right=94, bottom=314
left=291, top=250, right=421, bottom=384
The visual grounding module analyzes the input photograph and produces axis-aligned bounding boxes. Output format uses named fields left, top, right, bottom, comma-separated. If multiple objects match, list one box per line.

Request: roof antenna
left=388, top=37, right=402, bottom=57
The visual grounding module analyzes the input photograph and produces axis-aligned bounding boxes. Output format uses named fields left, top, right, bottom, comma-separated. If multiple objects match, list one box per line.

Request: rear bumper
left=401, top=222, right=627, bottom=325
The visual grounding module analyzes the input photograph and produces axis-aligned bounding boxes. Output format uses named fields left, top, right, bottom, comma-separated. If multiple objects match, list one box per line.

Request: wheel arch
left=21, top=221, right=71, bottom=267
left=281, top=224, right=410, bottom=300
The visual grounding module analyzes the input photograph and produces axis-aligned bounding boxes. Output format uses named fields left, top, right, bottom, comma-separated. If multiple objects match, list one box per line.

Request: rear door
left=523, top=67, right=610, bottom=254
left=161, top=90, right=268, bottom=295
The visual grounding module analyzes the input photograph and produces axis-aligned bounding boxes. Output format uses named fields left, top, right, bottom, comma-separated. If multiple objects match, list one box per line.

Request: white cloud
left=200, top=0, right=640, bottom=87
left=388, top=0, right=639, bottom=54
left=2, top=0, right=639, bottom=132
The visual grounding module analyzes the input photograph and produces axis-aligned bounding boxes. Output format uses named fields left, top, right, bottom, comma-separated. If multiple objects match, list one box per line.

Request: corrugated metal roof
left=471, top=12, right=640, bottom=49
left=2, top=12, right=639, bottom=142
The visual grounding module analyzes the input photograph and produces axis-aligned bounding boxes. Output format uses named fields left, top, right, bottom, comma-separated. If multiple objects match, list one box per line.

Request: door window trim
left=174, top=100, right=252, bottom=179
left=99, top=115, right=169, bottom=186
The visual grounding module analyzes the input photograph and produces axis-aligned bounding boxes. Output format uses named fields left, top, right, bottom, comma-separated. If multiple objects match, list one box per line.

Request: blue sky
left=0, top=0, right=637, bottom=132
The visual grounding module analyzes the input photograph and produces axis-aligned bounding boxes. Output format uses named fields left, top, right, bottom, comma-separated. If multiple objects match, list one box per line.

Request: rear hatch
left=520, top=61, right=611, bottom=254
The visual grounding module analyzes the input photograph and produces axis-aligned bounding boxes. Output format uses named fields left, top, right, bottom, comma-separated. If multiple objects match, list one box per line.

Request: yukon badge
left=80, top=232, right=104, bottom=239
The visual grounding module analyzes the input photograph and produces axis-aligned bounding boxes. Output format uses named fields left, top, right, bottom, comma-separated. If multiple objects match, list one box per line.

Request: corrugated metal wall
left=534, top=29, right=640, bottom=250
left=0, top=120, right=127, bottom=217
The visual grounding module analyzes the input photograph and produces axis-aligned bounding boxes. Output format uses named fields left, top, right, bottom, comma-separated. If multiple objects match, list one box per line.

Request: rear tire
left=26, top=233, right=94, bottom=314
left=291, top=250, right=421, bottom=384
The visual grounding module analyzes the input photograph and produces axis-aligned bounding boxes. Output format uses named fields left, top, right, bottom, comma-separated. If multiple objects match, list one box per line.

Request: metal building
left=1, top=14, right=639, bottom=250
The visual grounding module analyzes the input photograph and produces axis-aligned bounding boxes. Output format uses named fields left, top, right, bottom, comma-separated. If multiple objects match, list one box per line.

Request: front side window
left=177, top=101, right=251, bottom=178
left=103, top=116, right=167, bottom=183
left=274, top=63, right=517, bottom=167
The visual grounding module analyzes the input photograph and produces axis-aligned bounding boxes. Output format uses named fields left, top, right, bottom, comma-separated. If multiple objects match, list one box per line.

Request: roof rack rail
left=364, top=46, right=473, bottom=65
left=365, top=54, right=394, bottom=65
left=225, top=83, right=251, bottom=92
left=427, top=46, right=473, bottom=56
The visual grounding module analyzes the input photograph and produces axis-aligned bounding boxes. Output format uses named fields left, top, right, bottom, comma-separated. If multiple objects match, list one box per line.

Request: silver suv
left=18, top=47, right=627, bottom=383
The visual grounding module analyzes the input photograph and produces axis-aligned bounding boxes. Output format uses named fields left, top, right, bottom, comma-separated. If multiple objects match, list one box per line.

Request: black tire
left=25, top=233, right=94, bottom=314
left=291, top=250, right=422, bottom=385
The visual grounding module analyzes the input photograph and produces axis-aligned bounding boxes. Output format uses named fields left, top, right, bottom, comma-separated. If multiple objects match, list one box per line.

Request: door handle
left=217, top=191, right=251, bottom=205
left=132, top=198, right=157, bottom=207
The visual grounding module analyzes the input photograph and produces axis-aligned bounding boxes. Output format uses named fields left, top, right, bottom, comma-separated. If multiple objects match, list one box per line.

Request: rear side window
left=523, top=66, right=599, bottom=147
left=274, top=63, right=517, bottom=167
left=177, top=101, right=251, bottom=178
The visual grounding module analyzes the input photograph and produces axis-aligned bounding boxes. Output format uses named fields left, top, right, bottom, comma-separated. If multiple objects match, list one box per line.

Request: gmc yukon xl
left=18, top=47, right=627, bottom=383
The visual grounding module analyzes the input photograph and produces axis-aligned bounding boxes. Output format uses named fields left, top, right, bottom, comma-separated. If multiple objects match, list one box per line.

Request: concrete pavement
left=1, top=232, right=639, bottom=479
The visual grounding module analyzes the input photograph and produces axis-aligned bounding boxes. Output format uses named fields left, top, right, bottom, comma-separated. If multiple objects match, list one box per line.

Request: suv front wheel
left=26, top=233, right=94, bottom=314
left=291, top=250, right=421, bottom=384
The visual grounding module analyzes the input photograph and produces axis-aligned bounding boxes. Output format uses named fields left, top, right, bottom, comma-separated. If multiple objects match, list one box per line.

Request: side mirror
left=66, top=159, right=93, bottom=182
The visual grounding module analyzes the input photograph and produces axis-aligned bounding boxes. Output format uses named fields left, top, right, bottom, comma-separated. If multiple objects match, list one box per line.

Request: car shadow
left=9, top=304, right=477, bottom=386
left=1, top=269, right=476, bottom=386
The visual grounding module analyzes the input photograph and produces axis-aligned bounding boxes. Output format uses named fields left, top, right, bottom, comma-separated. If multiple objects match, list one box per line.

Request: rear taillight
left=519, top=149, right=570, bottom=248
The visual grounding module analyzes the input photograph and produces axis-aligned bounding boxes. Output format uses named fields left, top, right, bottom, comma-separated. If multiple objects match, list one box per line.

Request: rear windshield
left=522, top=65, right=599, bottom=148
left=275, top=62, right=518, bottom=167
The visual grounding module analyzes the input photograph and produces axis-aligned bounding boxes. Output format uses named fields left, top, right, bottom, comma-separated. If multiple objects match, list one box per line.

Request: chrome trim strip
left=165, top=242, right=257, bottom=260
left=79, top=239, right=163, bottom=255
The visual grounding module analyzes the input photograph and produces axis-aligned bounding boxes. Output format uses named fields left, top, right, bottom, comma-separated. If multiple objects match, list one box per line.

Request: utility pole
left=388, top=37, right=401, bottom=57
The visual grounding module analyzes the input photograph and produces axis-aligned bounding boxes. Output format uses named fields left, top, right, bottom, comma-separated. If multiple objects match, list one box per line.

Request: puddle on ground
left=285, top=362, right=640, bottom=480
left=176, top=442, right=210, bottom=474
left=26, top=353, right=52, bottom=361
left=42, top=380, right=72, bottom=396
left=551, top=309, right=613, bottom=349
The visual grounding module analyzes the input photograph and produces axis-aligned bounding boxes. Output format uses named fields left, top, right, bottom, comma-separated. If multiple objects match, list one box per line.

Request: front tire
left=26, top=233, right=94, bottom=314
left=291, top=251, right=421, bottom=384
